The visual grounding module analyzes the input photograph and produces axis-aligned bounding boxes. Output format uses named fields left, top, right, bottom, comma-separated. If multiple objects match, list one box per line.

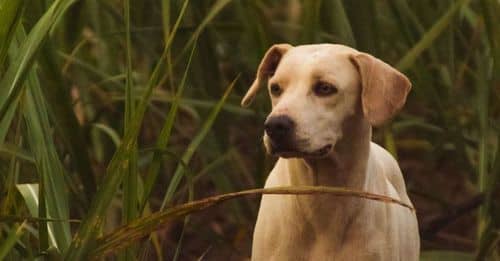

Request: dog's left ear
left=350, top=53, right=411, bottom=126
left=241, top=44, right=293, bottom=107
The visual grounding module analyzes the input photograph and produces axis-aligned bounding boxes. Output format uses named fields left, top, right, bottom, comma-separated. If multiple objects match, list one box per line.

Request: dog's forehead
left=292, top=44, right=357, bottom=55
left=273, top=44, right=359, bottom=84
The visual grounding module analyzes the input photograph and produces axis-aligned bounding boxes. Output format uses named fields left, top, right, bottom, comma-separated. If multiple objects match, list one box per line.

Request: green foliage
left=421, top=250, right=475, bottom=261
left=0, top=0, right=498, bottom=260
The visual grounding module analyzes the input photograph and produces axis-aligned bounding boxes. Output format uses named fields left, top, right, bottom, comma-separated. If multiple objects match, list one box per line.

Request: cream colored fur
left=242, top=44, right=420, bottom=260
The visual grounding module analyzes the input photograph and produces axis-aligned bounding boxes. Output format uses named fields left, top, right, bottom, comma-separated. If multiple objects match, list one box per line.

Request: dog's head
left=241, top=44, right=411, bottom=158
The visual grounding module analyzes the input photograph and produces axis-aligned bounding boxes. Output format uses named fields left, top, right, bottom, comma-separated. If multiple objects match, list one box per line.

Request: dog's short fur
left=241, top=44, right=420, bottom=260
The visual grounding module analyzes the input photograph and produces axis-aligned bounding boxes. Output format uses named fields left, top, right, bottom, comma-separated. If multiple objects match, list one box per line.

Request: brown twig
left=91, top=186, right=414, bottom=258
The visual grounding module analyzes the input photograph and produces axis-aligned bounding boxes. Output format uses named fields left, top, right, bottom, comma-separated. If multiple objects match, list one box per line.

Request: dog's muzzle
left=264, top=115, right=333, bottom=158
left=264, top=115, right=295, bottom=151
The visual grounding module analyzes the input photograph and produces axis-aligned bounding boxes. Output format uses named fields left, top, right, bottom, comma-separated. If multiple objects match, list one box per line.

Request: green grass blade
left=0, top=0, right=24, bottom=70
left=122, top=0, right=138, bottom=258
left=91, top=123, right=121, bottom=148
left=480, top=0, right=500, bottom=84
left=141, top=40, right=197, bottom=211
left=124, top=0, right=134, bottom=130
left=24, top=69, right=72, bottom=253
left=37, top=42, right=96, bottom=204
left=0, top=221, right=27, bottom=260
left=343, top=0, right=375, bottom=52
left=64, top=2, right=190, bottom=259
left=300, top=0, right=322, bottom=43
left=92, top=185, right=413, bottom=258
left=178, top=0, right=232, bottom=58
left=421, top=250, right=474, bottom=261
left=1, top=115, right=22, bottom=215
left=161, top=0, right=171, bottom=42
left=319, top=0, right=355, bottom=46
left=0, top=95, right=20, bottom=143
left=112, top=94, right=255, bottom=116
left=396, top=0, right=472, bottom=71
left=0, top=0, right=78, bottom=120
left=16, top=184, right=39, bottom=217
left=474, top=53, right=492, bottom=247
left=172, top=166, right=194, bottom=261
left=160, top=76, right=239, bottom=210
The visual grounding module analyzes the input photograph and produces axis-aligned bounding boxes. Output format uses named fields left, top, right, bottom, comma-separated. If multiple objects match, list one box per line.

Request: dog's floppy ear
left=241, top=44, right=293, bottom=107
left=349, top=53, right=411, bottom=126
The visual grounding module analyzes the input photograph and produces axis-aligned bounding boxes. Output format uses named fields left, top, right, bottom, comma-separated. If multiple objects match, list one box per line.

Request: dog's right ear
left=241, top=44, right=293, bottom=107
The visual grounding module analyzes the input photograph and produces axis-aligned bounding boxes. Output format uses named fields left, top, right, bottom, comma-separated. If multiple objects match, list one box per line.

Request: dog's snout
left=265, top=116, right=295, bottom=141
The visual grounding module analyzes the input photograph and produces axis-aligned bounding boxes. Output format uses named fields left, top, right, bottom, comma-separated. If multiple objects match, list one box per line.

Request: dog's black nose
left=264, top=116, right=295, bottom=141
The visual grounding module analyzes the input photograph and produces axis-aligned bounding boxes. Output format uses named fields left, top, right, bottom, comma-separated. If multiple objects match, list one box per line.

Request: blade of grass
left=0, top=95, right=21, bottom=143
left=0, top=113, right=22, bottom=216
left=0, top=215, right=80, bottom=223
left=92, top=185, right=414, bottom=258
left=421, top=250, right=474, bottom=261
left=178, top=0, right=232, bottom=59
left=24, top=69, right=72, bottom=254
left=161, top=0, right=176, bottom=93
left=91, top=123, right=121, bottom=148
left=0, top=0, right=78, bottom=120
left=0, top=0, right=25, bottom=71
left=160, top=75, right=239, bottom=210
left=0, top=221, right=27, bottom=260
left=300, top=0, right=322, bottom=43
left=38, top=170, right=49, bottom=252
left=319, top=0, right=355, bottom=46
left=343, top=0, right=375, bottom=52
left=64, top=2, right=190, bottom=259
left=37, top=42, right=96, bottom=204
left=141, top=40, right=197, bottom=211
left=480, top=0, right=500, bottom=84
left=112, top=93, right=255, bottom=116
left=396, top=0, right=472, bottom=71
left=387, top=0, right=425, bottom=46
left=476, top=136, right=500, bottom=259
left=172, top=164, right=195, bottom=261
left=15, top=184, right=40, bottom=217
left=474, top=53, right=492, bottom=247
left=122, top=0, right=138, bottom=259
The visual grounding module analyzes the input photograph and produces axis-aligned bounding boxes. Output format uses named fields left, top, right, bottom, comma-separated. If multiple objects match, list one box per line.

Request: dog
left=241, top=44, right=420, bottom=260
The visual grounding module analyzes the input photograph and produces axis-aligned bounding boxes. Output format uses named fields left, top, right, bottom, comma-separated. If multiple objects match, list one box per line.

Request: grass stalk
left=93, top=185, right=414, bottom=258
left=160, top=76, right=239, bottom=210
left=141, top=40, right=197, bottom=211
left=0, top=221, right=27, bottom=259
left=396, top=0, right=472, bottom=71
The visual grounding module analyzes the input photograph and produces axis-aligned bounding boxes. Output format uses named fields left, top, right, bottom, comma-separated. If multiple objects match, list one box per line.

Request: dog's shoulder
left=369, top=142, right=412, bottom=205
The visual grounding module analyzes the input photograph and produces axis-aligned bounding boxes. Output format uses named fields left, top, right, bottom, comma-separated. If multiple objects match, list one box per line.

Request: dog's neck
left=286, top=114, right=372, bottom=190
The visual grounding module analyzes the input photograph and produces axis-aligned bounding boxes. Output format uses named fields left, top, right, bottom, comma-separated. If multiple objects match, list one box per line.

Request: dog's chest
left=253, top=194, right=391, bottom=260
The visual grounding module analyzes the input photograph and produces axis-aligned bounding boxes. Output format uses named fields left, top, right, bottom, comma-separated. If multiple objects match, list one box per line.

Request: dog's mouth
left=271, top=144, right=333, bottom=158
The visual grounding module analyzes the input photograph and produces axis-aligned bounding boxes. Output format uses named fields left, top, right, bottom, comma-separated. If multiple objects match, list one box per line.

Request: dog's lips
left=313, top=144, right=333, bottom=156
left=271, top=144, right=333, bottom=158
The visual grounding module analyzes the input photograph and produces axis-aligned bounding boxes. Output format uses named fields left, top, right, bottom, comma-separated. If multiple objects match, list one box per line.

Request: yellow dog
left=242, top=44, right=420, bottom=261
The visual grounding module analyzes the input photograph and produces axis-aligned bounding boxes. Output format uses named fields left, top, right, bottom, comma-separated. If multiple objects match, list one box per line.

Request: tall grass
left=0, top=0, right=498, bottom=260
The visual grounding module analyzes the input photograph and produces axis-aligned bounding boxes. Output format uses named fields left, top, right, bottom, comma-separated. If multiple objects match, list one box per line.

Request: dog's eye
left=313, top=82, right=338, bottom=96
left=270, top=83, right=282, bottom=97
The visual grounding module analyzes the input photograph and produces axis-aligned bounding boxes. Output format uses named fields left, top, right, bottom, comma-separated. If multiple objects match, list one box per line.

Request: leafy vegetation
left=0, top=0, right=498, bottom=260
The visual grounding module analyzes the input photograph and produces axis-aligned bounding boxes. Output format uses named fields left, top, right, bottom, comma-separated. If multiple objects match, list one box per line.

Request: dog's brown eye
left=313, top=82, right=338, bottom=96
left=270, top=83, right=282, bottom=96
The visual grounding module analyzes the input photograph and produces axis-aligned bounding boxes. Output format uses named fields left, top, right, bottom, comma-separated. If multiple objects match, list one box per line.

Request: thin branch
left=91, top=185, right=414, bottom=258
